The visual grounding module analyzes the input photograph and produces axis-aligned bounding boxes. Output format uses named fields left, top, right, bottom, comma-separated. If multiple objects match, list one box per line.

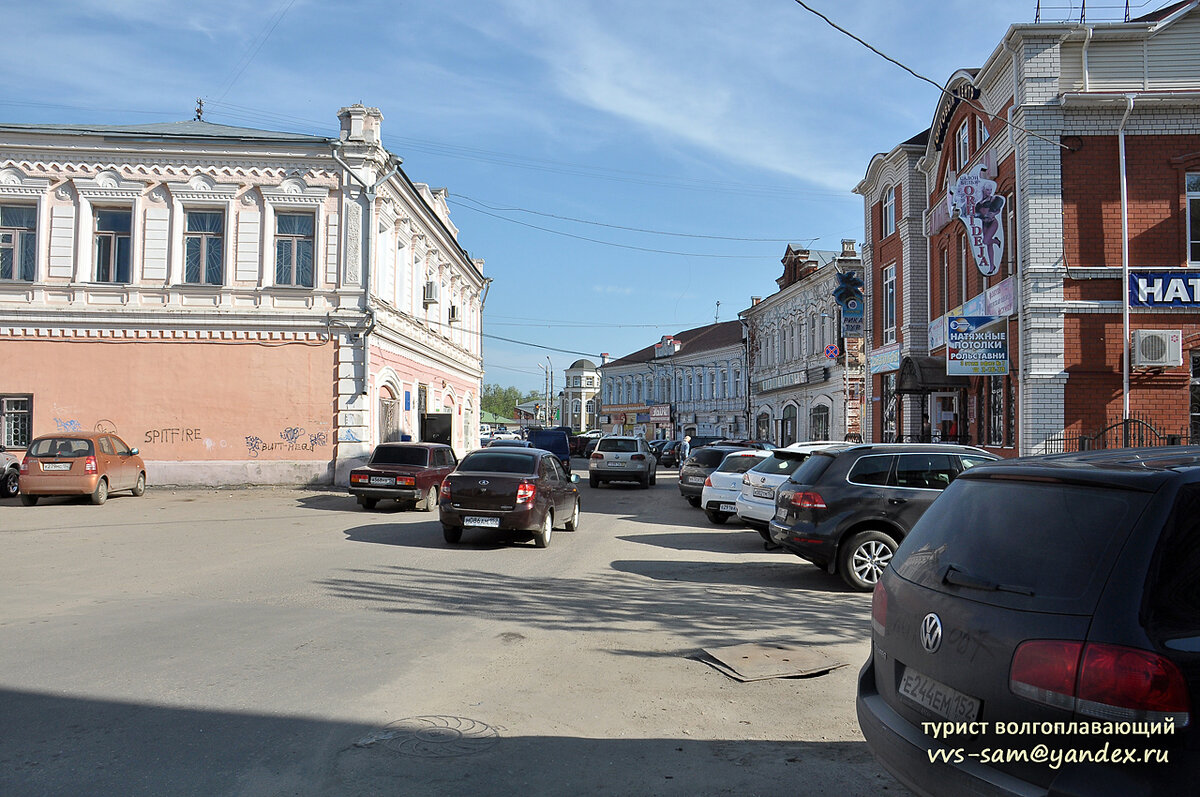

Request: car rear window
left=458, top=452, right=537, bottom=474
left=893, top=478, right=1152, bottom=612
left=716, top=454, right=766, bottom=474
left=689, top=449, right=729, bottom=468
left=786, top=452, right=834, bottom=484
left=598, top=439, right=638, bottom=453
left=370, top=446, right=429, bottom=466
left=29, top=438, right=94, bottom=457
left=756, top=452, right=813, bottom=477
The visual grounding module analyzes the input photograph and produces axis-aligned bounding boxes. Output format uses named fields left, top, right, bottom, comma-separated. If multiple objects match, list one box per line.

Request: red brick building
left=857, top=1, right=1200, bottom=455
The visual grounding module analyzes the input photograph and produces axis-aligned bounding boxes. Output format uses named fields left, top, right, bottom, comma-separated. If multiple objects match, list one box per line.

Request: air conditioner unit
left=1132, top=329, right=1183, bottom=368
left=448, top=305, right=460, bottom=323
left=422, top=281, right=439, bottom=305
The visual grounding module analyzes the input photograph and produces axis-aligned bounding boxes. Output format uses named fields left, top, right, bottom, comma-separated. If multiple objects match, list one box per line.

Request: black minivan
left=859, top=447, right=1200, bottom=796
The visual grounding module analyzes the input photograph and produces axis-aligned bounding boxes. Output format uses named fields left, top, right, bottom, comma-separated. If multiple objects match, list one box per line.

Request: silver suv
left=589, top=436, right=657, bottom=489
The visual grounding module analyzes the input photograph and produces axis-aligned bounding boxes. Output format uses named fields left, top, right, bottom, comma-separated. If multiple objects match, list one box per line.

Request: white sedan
left=700, top=449, right=772, bottom=524
left=735, top=442, right=839, bottom=539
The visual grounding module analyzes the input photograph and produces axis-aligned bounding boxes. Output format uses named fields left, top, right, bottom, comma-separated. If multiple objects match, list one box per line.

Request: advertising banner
left=1129, top=272, right=1200, bottom=307
left=947, top=316, right=1008, bottom=375
left=833, top=270, right=865, bottom=338
left=949, top=165, right=1006, bottom=276
left=870, top=344, right=901, bottom=374
left=649, top=404, right=671, bottom=422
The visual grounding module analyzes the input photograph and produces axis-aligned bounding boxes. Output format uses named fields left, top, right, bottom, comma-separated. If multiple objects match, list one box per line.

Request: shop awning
left=896, top=355, right=971, bottom=394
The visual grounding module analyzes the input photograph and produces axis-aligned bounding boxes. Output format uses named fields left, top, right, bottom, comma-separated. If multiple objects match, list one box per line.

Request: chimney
left=841, top=239, right=857, bottom=256
left=751, top=296, right=762, bottom=306
left=338, top=104, right=384, bottom=145
left=601, top=352, right=609, bottom=364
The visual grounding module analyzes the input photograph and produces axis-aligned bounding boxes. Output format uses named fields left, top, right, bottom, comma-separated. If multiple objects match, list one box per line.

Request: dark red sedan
left=347, top=442, right=457, bottom=511
left=439, top=448, right=580, bottom=548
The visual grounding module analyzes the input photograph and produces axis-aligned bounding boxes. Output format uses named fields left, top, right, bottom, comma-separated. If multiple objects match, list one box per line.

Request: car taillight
left=84, top=456, right=98, bottom=474
left=20, top=456, right=29, bottom=474
left=789, top=490, right=826, bottom=509
left=742, top=474, right=751, bottom=486
left=1011, top=640, right=1190, bottom=725
left=704, top=476, right=712, bottom=487
left=631, top=454, right=645, bottom=461
left=397, top=476, right=415, bottom=487
left=590, top=452, right=603, bottom=460
left=350, top=473, right=368, bottom=483
left=440, top=479, right=452, bottom=499
left=516, top=482, right=536, bottom=504
left=871, top=581, right=887, bottom=635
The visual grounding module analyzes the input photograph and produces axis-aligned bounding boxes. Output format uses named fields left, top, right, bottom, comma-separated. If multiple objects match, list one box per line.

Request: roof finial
left=194, top=98, right=204, bottom=122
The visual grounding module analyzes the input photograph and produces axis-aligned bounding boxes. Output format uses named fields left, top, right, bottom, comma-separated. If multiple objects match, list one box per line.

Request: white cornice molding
left=165, top=174, right=240, bottom=204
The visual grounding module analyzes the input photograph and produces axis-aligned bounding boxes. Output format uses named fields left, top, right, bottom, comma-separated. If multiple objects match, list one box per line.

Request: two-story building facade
left=559, top=358, right=600, bottom=432
left=0, top=104, right=486, bottom=485
left=599, top=321, right=747, bottom=439
left=741, top=241, right=864, bottom=444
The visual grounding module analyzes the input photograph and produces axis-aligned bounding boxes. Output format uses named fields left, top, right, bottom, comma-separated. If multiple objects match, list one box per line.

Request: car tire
left=358, top=496, right=378, bottom=510
left=650, top=471, right=657, bottom=486
left=90, top=478, right=108, bottom=506
left=589, top=475, right=600, bottom=489
left=423, top=486, right=439, bottom=512
left=639, top=473, right=649, bottom=489
left=443, top=524, right=463, bottom=544
left=704, top=509, right=728, bottom=525
left=839, top=530, right=898, bottom=591
left=685, top=495, right=701, bottom=508
left=534, top=511, right=552, bottom=548
left=131, top=472, right=146, bottom=497
left=2, top=468, right=18, bottom=499
left=20, top=493, right=38, bottom=506
left=564, top=499, right=580, bottom=531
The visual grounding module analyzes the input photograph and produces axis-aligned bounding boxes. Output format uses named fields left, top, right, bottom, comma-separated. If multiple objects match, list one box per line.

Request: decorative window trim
left=882, top=185, right=896, bottom=238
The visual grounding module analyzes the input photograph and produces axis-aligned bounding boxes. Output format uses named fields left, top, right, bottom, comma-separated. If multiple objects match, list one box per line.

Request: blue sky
left=0, top=0, right=1159, bottom=393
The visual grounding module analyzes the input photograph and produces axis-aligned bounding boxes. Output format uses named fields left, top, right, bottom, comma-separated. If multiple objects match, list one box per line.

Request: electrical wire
left=453, top=194, right=800, bottom=242
left=791, top=0, right=1070, bottom=152
left=452, top=202, right=784, bottom=258
left=215, top=0, right=300, bottom=101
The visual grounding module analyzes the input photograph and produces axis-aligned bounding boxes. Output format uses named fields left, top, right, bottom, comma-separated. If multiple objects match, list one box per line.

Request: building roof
left=0, top=120, right=333, bottom=145
left=568, top=358, right=597, bottom=370
left=1133, top=0, right=1193, bottom=22
left=604, top=320, right=743, bottom=368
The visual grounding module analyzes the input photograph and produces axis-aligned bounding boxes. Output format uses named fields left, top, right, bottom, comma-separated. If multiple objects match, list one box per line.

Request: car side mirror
left=130, top=448, right=139, bottom=456
left=570, top=474, right=580, bottom=484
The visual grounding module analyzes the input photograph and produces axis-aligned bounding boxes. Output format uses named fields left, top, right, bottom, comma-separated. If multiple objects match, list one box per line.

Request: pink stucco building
left=0, top=105, right=486, bottom=485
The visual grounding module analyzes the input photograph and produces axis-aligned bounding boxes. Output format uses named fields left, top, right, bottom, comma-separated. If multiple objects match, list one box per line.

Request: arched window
left=810, top=404, right=831, bottom=441
left=756, top=411, right=771, bottom=441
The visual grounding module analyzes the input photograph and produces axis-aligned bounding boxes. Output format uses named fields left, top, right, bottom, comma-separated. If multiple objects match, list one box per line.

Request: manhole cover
left=355, top=715, right=500, bottom=758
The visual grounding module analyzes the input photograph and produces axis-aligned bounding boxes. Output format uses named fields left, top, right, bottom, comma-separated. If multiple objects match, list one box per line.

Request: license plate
left=719, top=503, right=737, bottom=513
left=688, top=476, right=705, bottom=484
left=899, top=665, right=981, bottom=722
left=606, top=461, right=625, bottom=468
left=464, top=516, right=500, bottom=528
left=775, top=507, right=788, bottom=520
left=369, top=476, right=394, bottom=485
left=42, top=463, right=71, bottom=471
left=753, top=487, right=774, bottom=499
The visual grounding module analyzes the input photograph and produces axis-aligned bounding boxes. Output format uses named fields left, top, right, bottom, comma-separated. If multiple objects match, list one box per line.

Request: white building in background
left=741, top=241, right=864, bottom=445
left=599, top=321, right=747, bottom=439
left=559, top=358, right=600, bottom=431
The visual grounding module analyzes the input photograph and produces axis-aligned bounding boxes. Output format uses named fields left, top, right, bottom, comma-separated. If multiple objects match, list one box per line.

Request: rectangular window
left=0, top=205, right=36, bottom=282
left=881, top=373, right=897, bottom=443
left=1188, top=174, right=1200, bottom=263
left=940, top=248, right=949, bottom=319
left=94, top=209, right=131, bottom=283
left=184, top=210, right=224, bottom=285
left=976, top=116, right=990, bottom=146
left=988, top=375, right=1004, bottom=446
left=882, top=185, right=896, bottom=237
left=1, top=395, right=32, bottom=448
left=274, top=212, right=315, bottom=287
left=882, top=264, right=896, bottom=344
left=1005, top=375, right=1016, bottom=448
left=956, top=123, right=970, bottom=170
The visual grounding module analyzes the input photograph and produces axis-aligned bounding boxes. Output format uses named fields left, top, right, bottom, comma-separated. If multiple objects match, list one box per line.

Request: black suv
left=770, top=443, right=996, bottom=590
left=859, top=447, right=1200, bottom=796
left=678, top=446, right=747, bottom=507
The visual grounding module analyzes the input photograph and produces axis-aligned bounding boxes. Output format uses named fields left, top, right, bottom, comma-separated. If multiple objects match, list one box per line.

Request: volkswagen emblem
left=479, top=480, right=489, bottom=486
left=920, top=613, right=943, bottom=653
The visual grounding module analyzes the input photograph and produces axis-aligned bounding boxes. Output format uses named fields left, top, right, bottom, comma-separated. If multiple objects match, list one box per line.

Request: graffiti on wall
left=244, top=427, right=331, bottom=458
left=54, top=418, right=82, bottom=432
left=145, top=428, right=203, bottom=444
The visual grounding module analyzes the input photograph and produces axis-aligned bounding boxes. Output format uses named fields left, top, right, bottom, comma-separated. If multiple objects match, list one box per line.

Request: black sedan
left=439, top=448, right=580, bottom=548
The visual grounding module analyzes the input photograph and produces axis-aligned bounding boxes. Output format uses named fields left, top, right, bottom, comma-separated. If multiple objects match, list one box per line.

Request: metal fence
left=1043, top=415, right=1194, bottom=454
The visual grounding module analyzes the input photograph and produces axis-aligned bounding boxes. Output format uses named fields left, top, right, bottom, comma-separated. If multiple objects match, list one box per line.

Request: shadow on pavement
left=0, top=688, right=895, bottom=797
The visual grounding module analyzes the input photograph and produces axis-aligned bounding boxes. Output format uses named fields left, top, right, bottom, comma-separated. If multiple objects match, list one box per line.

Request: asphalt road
left=0, top=466, right=901, bottom=796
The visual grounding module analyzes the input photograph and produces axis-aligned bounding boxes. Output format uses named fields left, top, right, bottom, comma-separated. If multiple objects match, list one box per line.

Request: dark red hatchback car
left=347, top=442, right=457, bottom=511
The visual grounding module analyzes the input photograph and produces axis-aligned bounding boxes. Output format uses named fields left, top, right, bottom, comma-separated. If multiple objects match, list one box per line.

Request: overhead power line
left=791, top=1, right=1069, bottom=152
left=453, top=194, right=798, bottom=242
